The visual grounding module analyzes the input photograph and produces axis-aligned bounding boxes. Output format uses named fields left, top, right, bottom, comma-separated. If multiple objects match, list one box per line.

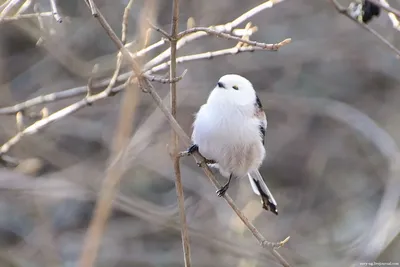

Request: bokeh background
left=1, top=0, right=400, bottom=266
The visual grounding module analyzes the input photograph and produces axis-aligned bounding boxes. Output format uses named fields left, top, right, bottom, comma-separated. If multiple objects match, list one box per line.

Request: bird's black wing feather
left=255, top=94, right=266, bottom=145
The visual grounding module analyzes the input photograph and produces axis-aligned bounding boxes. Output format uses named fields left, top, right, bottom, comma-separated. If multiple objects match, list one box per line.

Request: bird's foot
left=178, top=144, right=199, bottom=157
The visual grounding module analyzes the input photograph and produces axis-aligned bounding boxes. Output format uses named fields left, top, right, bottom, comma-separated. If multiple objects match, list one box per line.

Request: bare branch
left=148, top=19, right=172, bottom=40
left=147, top=46, right=282, bottom=74
left=0, top=0, right=21, bottom=21
left=147, top=69, right=187, bottom=83
left=87, top=0, right=97, bottom=17
left=0, top=11, right=52, bottom=22
left=49, top=0, right=62, bottom=23
left=178, top=27, right=291, bottom=50
left=169, top=0, right=192, bottom=266
left=122, top=0, right=134, bottom=44
left=0, top=1, right=285, bottom=115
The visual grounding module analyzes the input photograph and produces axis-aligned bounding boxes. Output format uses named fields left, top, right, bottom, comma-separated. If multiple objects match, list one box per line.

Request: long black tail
left=248, top=170, right=278, bottom=215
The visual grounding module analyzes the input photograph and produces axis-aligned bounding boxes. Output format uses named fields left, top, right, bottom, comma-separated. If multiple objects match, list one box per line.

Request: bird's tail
left=248, top=170, right=278, bottom=215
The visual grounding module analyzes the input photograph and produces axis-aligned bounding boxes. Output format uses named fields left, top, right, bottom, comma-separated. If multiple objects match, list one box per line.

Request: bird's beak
left=217, top=82, right=226, bottom=89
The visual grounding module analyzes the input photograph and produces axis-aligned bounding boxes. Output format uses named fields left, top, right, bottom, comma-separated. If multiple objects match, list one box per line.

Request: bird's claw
left=178, top=144, right=199, bottom=158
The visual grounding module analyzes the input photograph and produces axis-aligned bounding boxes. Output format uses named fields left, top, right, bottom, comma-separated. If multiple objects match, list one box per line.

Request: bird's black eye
left=232, top=85, right=239, bottom=90
left=217, top=82, right=225, bottom=88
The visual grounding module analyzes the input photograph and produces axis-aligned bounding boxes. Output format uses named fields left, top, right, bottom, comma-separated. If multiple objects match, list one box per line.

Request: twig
left=330, top=0, right=400, bottom=57
left=49, top=0, right=61, bottom=23
left=0, top=1, right=285, bottom=115
left=169, top=0, right=192, bottom=266
left=0, top=46, right=267, bottom=115
left=148, top=19, right=172, bottom=40
left=178, top=27, right=291, bottom=50
left=146, top=46, right=285, bottom=74
left=0, top=12, right=52, bottom=22
left=14, top=0, right=31, bottom=15
left=0, top=0, right=20, bottom=21
left=87, top=0, right=97, bottom=17
left=147, top=69, right=187, bottom=83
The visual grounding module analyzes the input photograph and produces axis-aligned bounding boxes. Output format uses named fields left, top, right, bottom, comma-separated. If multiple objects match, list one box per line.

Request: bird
left=186, top=74, right=278, bottom=215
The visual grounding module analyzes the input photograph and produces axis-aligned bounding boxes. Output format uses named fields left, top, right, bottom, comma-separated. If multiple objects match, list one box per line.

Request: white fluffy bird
left=187, top=74, right=278, bottom=215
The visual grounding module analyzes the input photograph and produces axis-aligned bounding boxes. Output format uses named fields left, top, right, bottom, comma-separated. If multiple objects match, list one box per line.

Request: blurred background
left=1, top=0, right=400, bottom=266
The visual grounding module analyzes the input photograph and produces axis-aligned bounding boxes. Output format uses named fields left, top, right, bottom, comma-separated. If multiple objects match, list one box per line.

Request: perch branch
left=168, top=0, right=192, bottom=266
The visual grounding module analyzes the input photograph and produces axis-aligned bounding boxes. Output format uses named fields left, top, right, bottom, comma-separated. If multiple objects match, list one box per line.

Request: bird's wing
left=255, top=94, right=267, bottom=145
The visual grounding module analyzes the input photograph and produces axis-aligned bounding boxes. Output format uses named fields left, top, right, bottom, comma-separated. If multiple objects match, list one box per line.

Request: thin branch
left=148, top=19, right=172, bottom=40
left=122, top=0, right=134, bottom=44
left=0, top=0, right=21, bottom=21
left=147, top=69, right=187, bottom=83
left=0, top=11, right=52, bottom=22
left=330, top=0, right=400, bottom=57
left=0, top=1, right=285, bottom=115
left=169, top=0, right=192, bottom=266
left=87, top=0, right=97, bottom=17
left=49, top=0, right=62, bottom=23
left=146, top=46, right=284, bottom=74
left=178, top=27, right=291, bottom=50
left=0, top=46, right=259, bottom=116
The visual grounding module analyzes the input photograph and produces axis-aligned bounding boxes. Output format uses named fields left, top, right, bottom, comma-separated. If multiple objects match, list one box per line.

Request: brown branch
left=148, top=19, right=172, bottom=40
left=178, top=27, right=291, bottom=50
left=147, top=69, right=187, bottom=83
left=146, top=46, right=286, bottom=74
left=169, top=0, right=192, bottom=266
left=330, top=0, right=400, bottom=57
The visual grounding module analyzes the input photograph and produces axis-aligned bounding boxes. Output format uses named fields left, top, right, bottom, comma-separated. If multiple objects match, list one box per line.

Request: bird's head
left=209, top=74, right=256, bottom=106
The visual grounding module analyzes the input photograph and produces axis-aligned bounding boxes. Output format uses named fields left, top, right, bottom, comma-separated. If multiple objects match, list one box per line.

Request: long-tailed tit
left=186, top=74, right=278, bottom=215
